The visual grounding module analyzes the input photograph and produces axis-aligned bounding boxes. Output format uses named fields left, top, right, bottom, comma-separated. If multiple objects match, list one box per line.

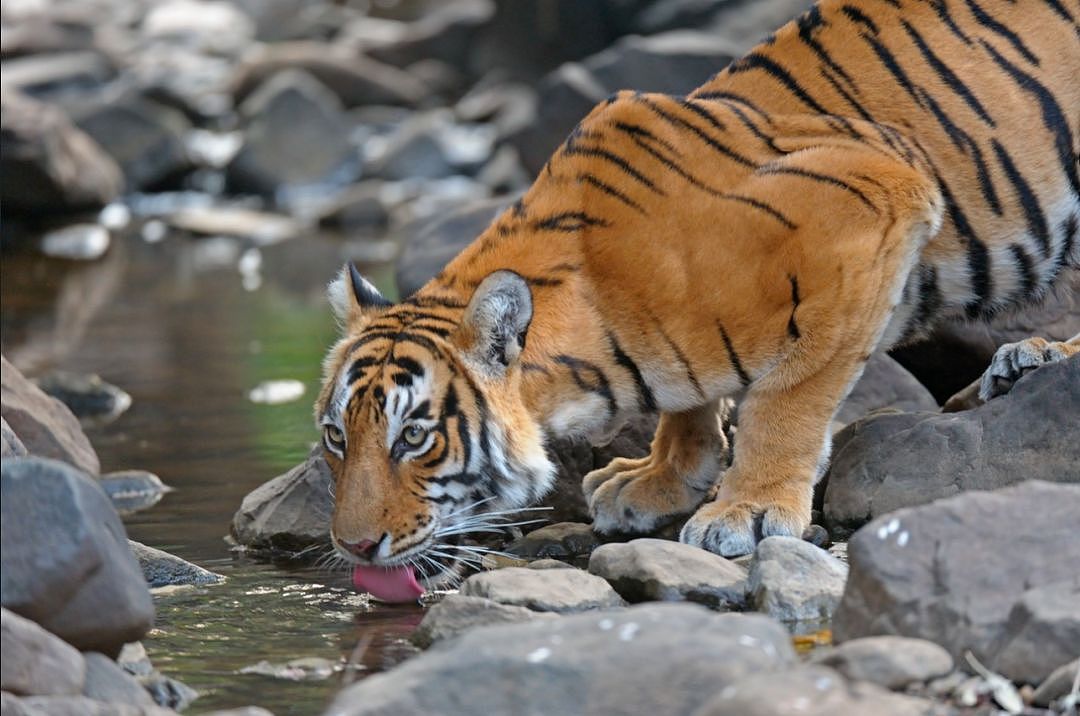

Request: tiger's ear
left=456, top=270, right=532, bottom=376
left=327, top=262, right=391, bottom=331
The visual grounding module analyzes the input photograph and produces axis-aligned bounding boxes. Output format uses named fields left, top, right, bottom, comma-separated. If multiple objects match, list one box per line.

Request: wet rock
left=166, top=207, right=301, bottom=244
left=808, top=636, right=954, bottom=690
left=459, top=566, right=625, bottom=614
left=38, top=224, right=111, bottom=261
left=1, top=355, right=100, bottom=475
left=227, top=70, right=356, bottom=197
left=692, top=665, right=942, bottom=716
left=1, top=51, right=115, bottom=98
left=117, top=643, right=197, bottom=711
left=16, top=694, right=174, bottom=715
left=128, top=541, right=224, bottom=589
left=230, top=446, right=333, bottom=556
left=834, top=353, right=937, bottom=428
left=82, top=652, right=156, bottom=709
left=507, top=522, right=600, bottom=560
left=1032, top=658, right=1078, bottom=707
left=0, top=458, right=154, bottom=657
left=98, top=472, right=172, bottom=516
left=588, top=538, right=748, bottom=610
left=232, top=43, right=427, bottom=108
left=34, top=372, right=131, bottom=424
left=2, top=417, right=28, bottom=457
left=0, top=89, right=123, bottom=214
left=71, top=91, right=192, bottom=191
left=344, top=0, right=495, bottom=70
left=833, top=481, right=1080, bottom=684
left=747, top=536, right=847, bottom=626
left=824, top=355, right=1080, bottom=534
left=1, top=607, right=86, bottom=697
left=327, top=603, right=794, bottom=716
left=411, top=594, right=558, bottom=648
left=239, top=657, right=342, bottom=681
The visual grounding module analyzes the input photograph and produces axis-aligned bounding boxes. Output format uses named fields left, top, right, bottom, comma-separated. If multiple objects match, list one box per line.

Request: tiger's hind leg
left=978, top=333, right=1080, bottom=401
left=584, top=400, right=728, bottom=534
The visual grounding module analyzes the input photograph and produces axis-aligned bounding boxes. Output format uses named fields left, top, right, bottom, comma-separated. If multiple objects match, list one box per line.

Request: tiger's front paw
left=978, top=337, right=1073, bottom=401
left=583, top=457, right=712, bottom=535
left=679, top=493, right=809, bottom=558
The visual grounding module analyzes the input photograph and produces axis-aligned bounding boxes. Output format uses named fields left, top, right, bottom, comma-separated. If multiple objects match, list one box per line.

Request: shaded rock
left=459, top=566, right=625, bottom=613
left=0, top=458, right=154, bottom=656
left=1032, top=658, right=1078, bottom=707
left=99, top=472, right=172, bottom=516
left=588, top=538, right=747, bottom=610
left=17, top=694, right=173, bottom=715
left=33, top=372, right=130, bottom=424
left=82, top=653, right=156, bottom=709
left=117, top=643, right=197, bottom=710
left=232, top=43, right=427, bottom=108
left=454, top=81, right=537, bottom=139
left=475, top=144, right=530, bottom=194
left=808, top=636, right=954, bottom=690
left=2, top=417, right=28, bottom=457
left=1, top=355, right=100, bottom=475
left=1, top=607, right=86, bottom=697
left=528, top=559, right=574, bottom=570
left=363, top=111, right=458, bottom=181
left=0, top=51, right=115, bottom=98
left=326, top=603, right=795, bottom=716
left=0, top=89, right=122, bottom=214
left=824, top=355, right=1080, bottom=534
left=230, top=446, right=333, bottom=556
left=128, top=541, right=224, bottom=589
left=39, top=224, right=111, bottom=261
left=344, top=0, right=495, bottom=70
left=316, top=183, right=391, bottom=232
left=692, top=665, right=943, bottom=716
left=834, top=353, right=937, bottom=427
left=227, top=70, right=356, bottom=197
left=747, top=536, right=847, bottom=626
left=832, top=480, right=1080, bottom=684
left=801, top=524, right=830, bottom=549
left=411, top=594, right=558, bottom=648
left=508, top=522, right=600, bottom=560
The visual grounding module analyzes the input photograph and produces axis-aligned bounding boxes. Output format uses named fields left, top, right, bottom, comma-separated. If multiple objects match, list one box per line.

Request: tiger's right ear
left=327, top=262, right=391, bottom=331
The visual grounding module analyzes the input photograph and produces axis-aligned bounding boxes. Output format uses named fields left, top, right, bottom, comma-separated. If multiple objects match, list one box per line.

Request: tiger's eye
left=324, top=425, right=345, bottom=449
left=402, top=424, right=427, bottom=447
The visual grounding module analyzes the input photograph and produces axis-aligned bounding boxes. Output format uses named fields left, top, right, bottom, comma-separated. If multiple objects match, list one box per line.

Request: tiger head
left=314, top=263, right=556, bottom=589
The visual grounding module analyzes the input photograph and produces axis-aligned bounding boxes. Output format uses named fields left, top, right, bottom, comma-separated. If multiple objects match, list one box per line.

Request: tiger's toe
left=680, top=499, right=808, bottom=558
left=586, top=461, right=710, bottom=535
left=978, top=337, right=1071, bottom=401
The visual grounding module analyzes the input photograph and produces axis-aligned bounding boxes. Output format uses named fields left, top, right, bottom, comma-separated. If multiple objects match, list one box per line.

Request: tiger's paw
left=978, top=337, right=1076, bottom=401
left=583, top=456, right=713, bottom=535
left=679, top=494, right=809, bottom=558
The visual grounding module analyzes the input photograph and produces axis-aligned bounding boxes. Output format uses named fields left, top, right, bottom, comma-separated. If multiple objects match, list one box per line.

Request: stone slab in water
left=128, top=541, right=224, bottom=588
left=459, top=567, right=625, bottom=614
left=832, top=480, right=1080, bottom=685
left=747, top=536, right=847, bottom=627
left=326, top=603, right=794, bottom=716
left=1, top=607, right=86, bottom=697
left=808, top=636, right=954, bottom=691
left=33, top=372, right=131, bottom=424
left=508, top=522, right=601, bottom=560
left=411, top=594, right=558, bottom=648
left=100, top=472, right=172, bottom=516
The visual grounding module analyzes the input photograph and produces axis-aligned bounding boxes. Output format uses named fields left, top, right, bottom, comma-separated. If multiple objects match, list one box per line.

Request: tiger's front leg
left=583, top=400, right=728, bottom=534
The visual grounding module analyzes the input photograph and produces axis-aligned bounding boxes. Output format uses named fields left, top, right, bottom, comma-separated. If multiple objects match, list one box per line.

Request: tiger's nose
left=340, top=538, right=379, bottom=560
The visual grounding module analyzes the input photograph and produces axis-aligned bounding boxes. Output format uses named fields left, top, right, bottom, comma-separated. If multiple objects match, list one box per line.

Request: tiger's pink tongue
left=351, top=564, right=424, bottom=603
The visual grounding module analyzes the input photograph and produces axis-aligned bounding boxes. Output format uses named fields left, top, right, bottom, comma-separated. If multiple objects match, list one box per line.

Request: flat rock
left=747, top=536, right=847, bottom=627
left=99, top=472, right=172, bottom=516
left=411, top=594, right=558, bottom=648
left=326, top=603, right=795, bottom=716
left=588, top=538, right=747, bottom=610
left=0, top=458, right=154, bottom=656
left=459, top=566, right=625, bottom=613
left=808, top=636, right=954, bottom=690
left=230, top=446, right=334, bottom=556
left=832, top=480, right=1080, bottom=684
left=508, top=522, right=601, bottom=560
left=33, top=373, right=130, bottom=425
left=823, top=355, right=1080, bottom=534
left=2, top=355, right=100, bottom=475
left=82, top=652, right=156, bottom=708
left=166, top=207, right=300, bottom=245
left=692, top=665, right=945, bottom=716
left=1, top=608, right=86, bottom=697
left=1032, top=658, right=1078, bottom=707
left=128, top=541, right=224, bottom=588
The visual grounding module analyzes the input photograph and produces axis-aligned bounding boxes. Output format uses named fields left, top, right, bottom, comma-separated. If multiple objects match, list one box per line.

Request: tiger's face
left=315, top=264, right=556, bottom=589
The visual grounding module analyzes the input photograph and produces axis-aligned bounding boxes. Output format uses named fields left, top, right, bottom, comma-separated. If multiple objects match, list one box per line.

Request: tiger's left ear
left=456, top=270, right=532, bottom=377
left=327, top=262, right=392, bottom=331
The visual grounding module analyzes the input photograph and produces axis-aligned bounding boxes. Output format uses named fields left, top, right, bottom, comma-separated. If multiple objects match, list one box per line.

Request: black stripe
left=611, top=120, right=681, bottom=155
left=965, top=0, right=1040, bottom=65
left=727, top=52, right=834, bottom=116
left=531, top=211, right=611, bottom=232
left=392, top=372, right=413, bottom=387
left=1041, top=0, right=1074, bottom=23
left=390, top=356, right=424, bottom=375
left=563, top=143, right=666, bottom=195
left=901, top=20, right=995, bottom=126
left=717, top=322, right=751, bottom=386
left=797, top=6, right=860, bottom=93
left=758, top=165, right=876, bottom=211
left=927, top=161, right=993, bottom=317
left=991, top=139, right=1051, bottom=257
left=980, top=41, right=1080, bottom=199
left=554, top=355, right=618, bottom=418
left=403, top=295, right=468, bottom=309
left=858, top=26, right=924, bottom=108
left=579, top=173, right=647, bottom=214
left=690, top=90, right=773, bottom=123
left=722, top=194, right=797, bottom=229
left=608, top=332, right=657, bottom=412
left=1007, top=244, right=1037, bottom=298
left=912, top=264, right=943, bottom=332
left=408, top=400, right=431, bottom=421
left=1062, top=214, right=1079, bottom=266
left=928, top=0, right=974, bottom=45
left=840, top=5, right=881, bottom=34
left=649, top=313, right=705, bottom=400
left=636, top=96, right=758, bottom=168
left=711, top=99, right=781, bottom=152
left=787, top=275, right=802, bottom=340
left=677, top=98, right=729, bottom=135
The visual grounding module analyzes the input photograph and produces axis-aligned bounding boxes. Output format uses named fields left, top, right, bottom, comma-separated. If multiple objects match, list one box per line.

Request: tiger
left=315, top=0, right=1079, bottom=594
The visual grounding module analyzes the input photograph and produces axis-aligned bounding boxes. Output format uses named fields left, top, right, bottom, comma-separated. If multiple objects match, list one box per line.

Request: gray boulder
left=808, top=636, right=954, bottom=690
left=459, top=567, right=625, bottom=613
left=326, top=603, right=795, bottom=716
left=824, top=354, right=1080, bottom=534
left=0, top=88, right=123, bottom=214
left=1032, top=658, right=1079, bottom=708
left=411, top=594, right=558, bottom=648
left=82, top=653, right=156, bottom=709
left=508, top=522, right=601, bottom=560
left=0, top=458, right=154, bottom=656
left=344, top=0, right=495, bottom=70
left=230, top=446, right=333, bottom=556
left=834, top=353, right=937, bottom=428
left=1, top=356, right=99, bottom=476
left=832, top=480, right=1080, bottom=684
left=15, top=694, right=174, bottom=715
left=588, top=538, right=747, bottom=610
left=2, top=417, right=27, bottom=457
left=128, top=541, right=224, bottom=589
left=1, top=608, right=86, bottom=697
left=747, top=536, right=847, bottom=627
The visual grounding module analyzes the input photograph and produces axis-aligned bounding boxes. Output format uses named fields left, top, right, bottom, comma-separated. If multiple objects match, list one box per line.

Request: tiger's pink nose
left=341, top=538, right=378, bottom=560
